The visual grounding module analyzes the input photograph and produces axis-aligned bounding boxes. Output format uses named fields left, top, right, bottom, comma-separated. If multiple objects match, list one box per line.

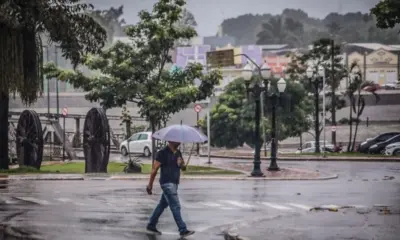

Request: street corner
left=4, top=174, right=85, bottom=181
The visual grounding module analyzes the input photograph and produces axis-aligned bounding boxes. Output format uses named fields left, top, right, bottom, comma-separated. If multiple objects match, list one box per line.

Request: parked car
left=120, top=131, right=153, bottom=157
left=358, top=132, right=400, bottom=153
left=382, top=82, right=397, bottom=90
left=296, top=141, right=334, bottom=154
left=295, top=147, right=332, bottom=154
left=384, top=142, right=400, bottom=156
left=369, top=134, right=400, bottom=154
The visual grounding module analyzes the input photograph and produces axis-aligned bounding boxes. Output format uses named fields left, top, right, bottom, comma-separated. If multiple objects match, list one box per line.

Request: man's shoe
left=180, top=230, right=195, bottom=237
left=146, top=226, right=162, bottom=235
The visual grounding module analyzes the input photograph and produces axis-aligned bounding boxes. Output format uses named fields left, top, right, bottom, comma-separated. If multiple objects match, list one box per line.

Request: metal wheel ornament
left=16, top=110, right=44, bottom=169
left=83, top=108, right=110, bottom=173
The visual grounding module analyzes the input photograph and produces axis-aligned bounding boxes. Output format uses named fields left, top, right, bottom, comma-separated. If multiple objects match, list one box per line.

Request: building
left=347, top=48, right=398, bottom=85
left=175, top=45, right=211, bottom=68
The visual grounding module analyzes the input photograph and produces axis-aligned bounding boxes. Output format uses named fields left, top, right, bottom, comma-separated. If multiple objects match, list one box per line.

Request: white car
left=120, top=131, right=152, bottom=157
left=384, top=142, right=400, bottom=156
left=295, top=141, right=334, bottom=154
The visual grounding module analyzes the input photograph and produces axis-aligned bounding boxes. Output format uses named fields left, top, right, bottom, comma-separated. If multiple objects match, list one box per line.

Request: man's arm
left=148, top=160, right=161, bottom=190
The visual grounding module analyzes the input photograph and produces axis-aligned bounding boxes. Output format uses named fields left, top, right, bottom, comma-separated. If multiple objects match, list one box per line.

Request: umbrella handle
left=185, top=143, right=195, bottom=168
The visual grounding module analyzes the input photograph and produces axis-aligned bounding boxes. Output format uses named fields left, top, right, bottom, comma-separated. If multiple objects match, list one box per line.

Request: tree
left=200, top=77, right=312, bottom=149
left=285, top=38, right=347, bottom=151
left=88, top=5, right=126, bottom=42
left=344, top=62, right=380, bottom=152
left=177, top=8, right=197, bottom=27
left=44, top=0, right=222, bottom=161
left=256, top=16, right=303, bottom=47
left=220, top=9, right=400, bottom=45
left=0, top=0, right=107, bottom=170
left=371, top=0, right=400, bottom=30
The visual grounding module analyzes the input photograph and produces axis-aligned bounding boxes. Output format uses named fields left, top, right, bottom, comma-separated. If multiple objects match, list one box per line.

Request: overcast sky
left=90, top=0, right=380, bottom=36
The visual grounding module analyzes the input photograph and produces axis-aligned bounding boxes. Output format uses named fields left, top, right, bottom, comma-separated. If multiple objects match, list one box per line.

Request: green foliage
left=286, top=38, right=347, bottom=138
left=0, top=0, right=107, bottom=170
left=220, top=9, right=400, bottom=45
left=44, top=0, right=222, bottom=158
left=88, top=5, right=126, bottom=42
left=257, top=16, right=304, bottom=47
left=200, top=77, right=312, bottom=149
left=371, top=0, right=400, bottom=30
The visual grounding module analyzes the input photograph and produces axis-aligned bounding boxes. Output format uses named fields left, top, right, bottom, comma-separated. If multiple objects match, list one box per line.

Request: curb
left=0, top=173, right=338, bottom=181
left=4, top=175, right=85, bottom=181
left=200, top=154, right=400, bottom=162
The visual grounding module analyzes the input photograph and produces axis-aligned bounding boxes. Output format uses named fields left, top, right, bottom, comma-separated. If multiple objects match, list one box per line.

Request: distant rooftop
left=259, top=44, right=290, bottom=50
left=346, top=43, right=400, bottom=52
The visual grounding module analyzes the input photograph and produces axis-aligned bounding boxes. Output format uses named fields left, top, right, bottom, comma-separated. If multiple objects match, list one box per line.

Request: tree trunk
left=150, top=120, right=157, bottom=165
left=299, top=132, right=303, bottom=153
left=347, top=96, right=353, bottom=152
left=0, top=91, right=9, bottom=170
left=351, top=95, right=362, bottom=151
left=352, top=120, right=360, bottom=152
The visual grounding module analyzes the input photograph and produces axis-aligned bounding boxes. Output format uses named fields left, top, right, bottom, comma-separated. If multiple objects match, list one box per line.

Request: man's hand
left=146, top=185, right=152, bottom=195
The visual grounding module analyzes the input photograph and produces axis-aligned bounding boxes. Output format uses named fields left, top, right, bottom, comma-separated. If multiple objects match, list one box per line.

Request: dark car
left=369, top=134, right=400, bottom=154
left=358, top=132, right=400, bottom=153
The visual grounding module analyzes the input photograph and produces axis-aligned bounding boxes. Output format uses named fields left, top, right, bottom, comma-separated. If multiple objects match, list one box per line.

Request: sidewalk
left=2, top=159, right=337, bottom=181
left=200, top=152, right=400, bottom=162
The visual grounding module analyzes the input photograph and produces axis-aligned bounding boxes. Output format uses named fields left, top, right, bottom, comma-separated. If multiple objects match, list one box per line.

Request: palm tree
left=256, top=16, right=302, bottom=46
left=0, top=1, right=107, bottom=169
left=344, top=62, right=380, bottom=152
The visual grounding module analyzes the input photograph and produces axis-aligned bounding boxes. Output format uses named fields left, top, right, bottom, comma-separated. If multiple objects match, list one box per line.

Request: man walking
left=146, top=141, right=195, bottom=238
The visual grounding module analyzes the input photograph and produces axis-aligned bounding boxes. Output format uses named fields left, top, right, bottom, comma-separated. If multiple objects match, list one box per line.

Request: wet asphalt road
left=0, top=159, right=399, bottom=240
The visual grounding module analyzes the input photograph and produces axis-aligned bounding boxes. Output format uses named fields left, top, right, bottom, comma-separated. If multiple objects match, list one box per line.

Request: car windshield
left=386, top=134, right=400, bottom=143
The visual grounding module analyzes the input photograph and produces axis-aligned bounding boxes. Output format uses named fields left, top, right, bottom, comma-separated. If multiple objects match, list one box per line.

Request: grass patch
left=1, top=162, right=242, bottom=175
left=0, top=166, right=46, bottom=174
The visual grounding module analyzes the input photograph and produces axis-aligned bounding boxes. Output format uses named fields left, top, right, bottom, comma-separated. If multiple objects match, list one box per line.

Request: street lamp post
left=267, top=78, right=287, bottom=171
left=241, top=61, right=272, bottom=177
left=306, top=65, right=325, bottom=153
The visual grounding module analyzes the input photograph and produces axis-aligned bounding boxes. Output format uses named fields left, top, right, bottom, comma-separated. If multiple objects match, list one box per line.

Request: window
left=129, top=134, right=140, bottom=141
left=304, top=143, right=312, bottom=149
left=138, top=134, right=148, bottom=140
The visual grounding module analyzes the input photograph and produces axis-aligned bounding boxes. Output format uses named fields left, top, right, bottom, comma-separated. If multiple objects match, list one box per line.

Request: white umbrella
left=152, top=124, right=207, bottom=143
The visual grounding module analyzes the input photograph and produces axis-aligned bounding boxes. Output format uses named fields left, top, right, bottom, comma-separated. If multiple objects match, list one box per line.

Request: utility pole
left=330, top=39, right=336, bottom=146
left=55, top=46, right=60, bottom=120
left=44, top=46, right=50, bottom=119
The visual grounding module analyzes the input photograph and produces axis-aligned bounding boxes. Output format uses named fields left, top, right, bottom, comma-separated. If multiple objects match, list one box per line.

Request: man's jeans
left=147, top=183, right=187, bottom=233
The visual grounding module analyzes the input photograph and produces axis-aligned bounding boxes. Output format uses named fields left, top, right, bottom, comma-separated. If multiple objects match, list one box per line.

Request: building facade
left=347, top=48, right=398, bottom=85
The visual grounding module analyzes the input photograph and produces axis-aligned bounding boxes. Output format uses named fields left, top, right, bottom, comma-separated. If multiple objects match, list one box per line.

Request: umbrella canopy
left=152, top=124, right=207, bottom=143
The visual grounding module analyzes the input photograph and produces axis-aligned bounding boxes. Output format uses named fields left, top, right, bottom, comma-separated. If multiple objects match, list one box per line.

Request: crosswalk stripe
left=287, top=203, right=312, bottom=211
left=15, top=197, right=51, bottom=205
left=56, top=198, right=71, bottom=203
left=320, top=204, right=340, bottom=209
left=200, top=202, right=223, bottom=207
left=220, top=200, right=254, bottom=208
left=261, top=202, right=293, bottom=210
left=221, top=207, right=236, bottom=210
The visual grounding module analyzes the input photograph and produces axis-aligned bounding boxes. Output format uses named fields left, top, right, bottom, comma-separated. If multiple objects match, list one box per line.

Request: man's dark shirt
left=156, top=146, right=182, bottom=185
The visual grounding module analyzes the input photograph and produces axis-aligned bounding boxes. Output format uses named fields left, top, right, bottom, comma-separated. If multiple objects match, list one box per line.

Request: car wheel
left=380, top=149, right=386, bottom=155
left=121, top=146, right=128, bottom=156
left=393, top=149, right=400, bottom=156
left=143, top=147, right=151, bottom=157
